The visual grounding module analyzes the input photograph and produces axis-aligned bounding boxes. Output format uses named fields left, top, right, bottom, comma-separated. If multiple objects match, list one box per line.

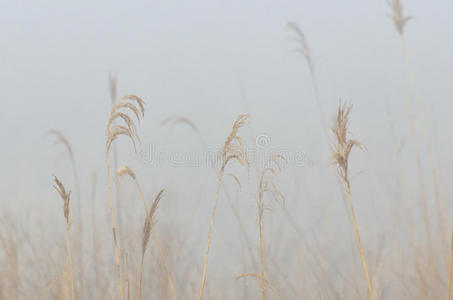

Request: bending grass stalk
left=116, top=166, right=176, bottom=300
left=346, top=183, right=374, bottom=300
left=46, top=130, right=84, bottom=294
left=106, top=156, right=124, bottom=300
left=105, top=94, right=145, bottom=300
left=90, top=173, right=100, bottom=300
left=331, top=103, right=374, bottom=300
left=138, top=188, right=176, bottom=300
left=199, top=166, right=226, bottom=300
left=400, top=36, right=432, bottom=248
left=257, top=155, right=286, bottom=300
left=235, top=273, right=282, bottom=300
left=53, top=177, right=75, bottom=300
left=389, top=0, right=433, bottom=255
left=447, top=228, right=453, bottom=300
left=125, top=253, right=130, bottom=300
left=199, top=114, right=249, bottom=300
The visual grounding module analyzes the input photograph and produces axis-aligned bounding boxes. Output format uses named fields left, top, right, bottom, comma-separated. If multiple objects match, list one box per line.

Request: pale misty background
left=1, top=0, right=452, bottom=288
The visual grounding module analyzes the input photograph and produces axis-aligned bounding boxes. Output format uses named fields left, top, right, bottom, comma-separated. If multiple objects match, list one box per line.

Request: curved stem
left=135, top=181, right=177, bottom=300
left=199, top=165, right=225, bottom=300
left=106, top=155, right=124, bottom=300
left=65, top=223, right=75, bottom=300
left=346, top=183, right=374, bottom=300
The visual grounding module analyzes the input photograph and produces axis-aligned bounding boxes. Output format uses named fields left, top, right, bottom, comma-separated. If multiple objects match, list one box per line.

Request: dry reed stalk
left=199, top=114, right=250, bottom=300
left=287, top=22, right=328, bottom=139
left=47, top=130, right=84, bottom=294
left=163, top=115, right=258, bottom=274
left=90, top=173, right=100, bottom=300
left=116, top=167, right=176, bottom=300
left=138, top=189, right=164, bottom=300
left=106, top=94, right=145, bottom=300
left=243, top=84, right=341, bottom=296
left=53, top=176, right=75, bottom=300
left=235, top=273, right=282, bottom=300
left=389, top=0, right=432, bottom=249
left=160, top=116, right=211, bottom=263
left=287, top=25, right=358, bottom=290
left=256, top=155, right=286, bottom=300
left=331, top=102, right=374, bottom=300
left=125, top=252, right=130, bottom=300
left=448, top=228, right=453, bottom=300
left=392, top=0, right=447, bottom=249
left=385, top=101, right=418, bottom=249
left=109, top=74, right=123, bottom=236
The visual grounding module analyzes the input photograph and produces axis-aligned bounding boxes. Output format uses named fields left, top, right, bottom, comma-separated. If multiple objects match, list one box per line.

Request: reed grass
left=116, top=166, right=176, bottom=300
left=105, top=94, right=145, bottom=300
left=256, top=155, right=286, bottom=300
left=199, top=114, right=250, bottom=300
left=448, top=228, right=453, bottom=300
left=53, top=176, right=75, bottom=300
left=389, top=0, right=433, bottom=250
left=331, top=102, right=374, bottom=300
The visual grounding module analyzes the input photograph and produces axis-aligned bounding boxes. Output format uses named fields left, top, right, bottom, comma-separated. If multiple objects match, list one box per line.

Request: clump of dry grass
left=53, top=176, right=75, bottom=300
left=199, top=114, right=250, bottom=300
left=105, top=94, right=145, bottom=300
left=331, top=102, right=373, bottom=300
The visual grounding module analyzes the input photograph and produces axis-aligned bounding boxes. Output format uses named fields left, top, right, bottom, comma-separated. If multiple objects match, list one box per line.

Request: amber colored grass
left=199, top=114, right=249, bottom=300
left=53, top=176, right=75, bottom=300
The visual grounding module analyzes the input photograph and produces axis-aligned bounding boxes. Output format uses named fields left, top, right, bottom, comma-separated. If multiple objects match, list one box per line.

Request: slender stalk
left=125, top=253, right=130, bottom=300
left=138, top=255, right=145, bottom=300
left=106, top=156, right=124, bottom=300
left=54, top=177, right=75, bottom=300
left=258, top=194, right=265, bottom=300
left=199, top=165, right=225, bottom=300
left=65, top=222, right=75, bottom=300
left=346, top=182, right=374, bottom=300
left=91, top=173, right=100, bottom=300
left=400, top=37, right=432, bottom=247
left=447, top=228, right=453, bottom=300
left=135, top=183, right=176, bottom=300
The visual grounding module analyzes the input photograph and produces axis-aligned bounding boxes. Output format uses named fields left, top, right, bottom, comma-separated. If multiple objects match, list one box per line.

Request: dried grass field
left=1, top=0, right=453, bottom=299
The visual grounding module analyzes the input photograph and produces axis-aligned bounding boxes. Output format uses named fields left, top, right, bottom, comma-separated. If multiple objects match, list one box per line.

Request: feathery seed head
left=389, top=0, right=412, bottom=35
left=46, top=130, right=74, bottom=159
left=106, top=95, right=145, bottom=154
left=220, top=114, right=250, bottom=170
left=287, top=22, right=313, bottom=72
left=258, top=154, right=286, bottom=212
left=116, top=165, right=136, bottom=181
left=53, top=176, right=71, bottom=225
left=331, top=101, right=365, bottom=183
left=161, top=116, right=200, bottom=133
left=142, top=189, right=164, bottom=256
